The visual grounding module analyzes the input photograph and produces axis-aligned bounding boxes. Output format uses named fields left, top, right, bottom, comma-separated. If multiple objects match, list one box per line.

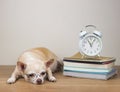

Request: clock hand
left=91, top=39, right=96, bottom=46
left=87, top=39, right=92, bottom=47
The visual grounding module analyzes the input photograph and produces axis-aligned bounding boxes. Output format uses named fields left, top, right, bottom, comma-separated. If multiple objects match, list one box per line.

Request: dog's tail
left=57, top=58, right=63, bottom=66
left=56, top=58, right=64, bottom=71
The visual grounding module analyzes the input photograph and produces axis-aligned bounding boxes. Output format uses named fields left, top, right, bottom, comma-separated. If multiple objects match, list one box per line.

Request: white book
left=64, top=61, right=114, bottom=69
left=64, top=66, right=113, bottom=74
left=64, top=69, right=116, bottom=80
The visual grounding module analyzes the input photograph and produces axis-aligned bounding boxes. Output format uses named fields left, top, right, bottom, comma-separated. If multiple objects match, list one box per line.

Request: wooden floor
left=0, top=66, right=120, bottom=92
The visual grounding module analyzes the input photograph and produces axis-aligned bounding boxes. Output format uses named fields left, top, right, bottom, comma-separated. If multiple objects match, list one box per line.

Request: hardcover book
left=64, top=69, right=116, bottom=80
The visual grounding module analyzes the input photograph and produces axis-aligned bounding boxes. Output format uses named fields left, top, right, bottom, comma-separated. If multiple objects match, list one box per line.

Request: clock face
left=80, top=35, right=102, bottom=56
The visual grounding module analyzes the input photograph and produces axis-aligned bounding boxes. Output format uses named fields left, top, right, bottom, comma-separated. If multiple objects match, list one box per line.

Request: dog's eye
left=41, top=72, right=46, bottom=76
left=28, top=73, right=35, bottom=77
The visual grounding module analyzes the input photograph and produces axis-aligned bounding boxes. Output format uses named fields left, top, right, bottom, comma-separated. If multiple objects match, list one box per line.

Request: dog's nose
left=37, top=79, right=42, bottom=84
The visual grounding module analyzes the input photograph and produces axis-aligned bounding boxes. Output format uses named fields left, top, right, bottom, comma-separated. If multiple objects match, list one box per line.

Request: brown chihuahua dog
left=7, top=47, right=63, bottom=85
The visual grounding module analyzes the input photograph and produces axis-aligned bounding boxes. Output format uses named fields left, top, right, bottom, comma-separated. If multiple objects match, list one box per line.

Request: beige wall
left=0, top=0, right=120, bottom=65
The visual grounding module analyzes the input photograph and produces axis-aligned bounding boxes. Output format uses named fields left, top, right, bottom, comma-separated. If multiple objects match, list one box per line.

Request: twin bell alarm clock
left=79, top=25, right=102, bottom=58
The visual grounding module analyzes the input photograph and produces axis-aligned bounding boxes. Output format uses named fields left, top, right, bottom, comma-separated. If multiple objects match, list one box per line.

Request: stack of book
left=63, top=52, right=116, bottom=80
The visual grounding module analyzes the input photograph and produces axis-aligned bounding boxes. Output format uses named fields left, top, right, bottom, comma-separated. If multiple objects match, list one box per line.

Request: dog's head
left=17, top=59, right=54, bottom=85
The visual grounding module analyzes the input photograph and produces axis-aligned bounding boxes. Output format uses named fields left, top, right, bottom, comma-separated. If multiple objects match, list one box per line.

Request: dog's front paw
left=7, top=77, right=16, bottom=84
left=49, top=76, right=56, bottom=82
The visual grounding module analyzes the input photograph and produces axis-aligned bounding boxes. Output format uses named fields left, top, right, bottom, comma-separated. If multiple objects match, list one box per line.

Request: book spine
left=63, top=59, right=115, bottom=64
left=64, top=66, right=114, bottom=75
left=64, top=61, right=114, bottom=69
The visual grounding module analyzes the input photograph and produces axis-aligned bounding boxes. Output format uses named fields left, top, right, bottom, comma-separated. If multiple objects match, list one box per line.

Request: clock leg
left=81, top=54, right=85, bottom=59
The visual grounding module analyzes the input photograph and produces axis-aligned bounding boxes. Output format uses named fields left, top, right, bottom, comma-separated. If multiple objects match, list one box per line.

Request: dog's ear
left=17, top=61, right=26, bottom=71
left=45, top=59, right=54, bottom=68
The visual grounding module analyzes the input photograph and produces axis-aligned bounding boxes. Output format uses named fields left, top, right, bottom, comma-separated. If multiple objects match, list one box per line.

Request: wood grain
left=0, top=66, right=120, bottom=92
